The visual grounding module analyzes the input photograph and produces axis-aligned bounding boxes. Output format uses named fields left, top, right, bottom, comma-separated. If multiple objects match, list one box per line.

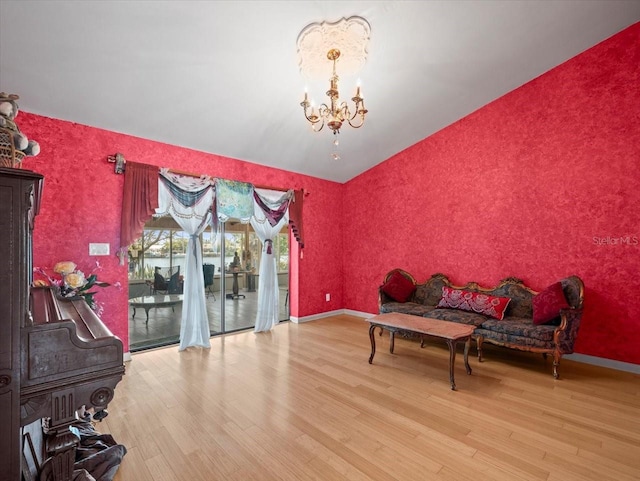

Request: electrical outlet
left=326, top=293, right=330, bottom=302
left=89, top=243, right=110, bottom=256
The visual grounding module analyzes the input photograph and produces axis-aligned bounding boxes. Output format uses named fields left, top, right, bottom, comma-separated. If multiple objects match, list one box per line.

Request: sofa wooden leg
left=476, top=336, right=484, bottom=362
left=553, top=351, right=561, bottom=379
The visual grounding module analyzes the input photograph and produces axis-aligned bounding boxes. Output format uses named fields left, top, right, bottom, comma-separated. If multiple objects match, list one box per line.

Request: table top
left=367, top=313, right=475, bottom=340
left=128, top=294, right=183, bottom=307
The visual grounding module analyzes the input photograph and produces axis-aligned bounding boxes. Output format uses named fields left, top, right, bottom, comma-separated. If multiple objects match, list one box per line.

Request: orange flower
left=53, top=261, right=76, bottom=275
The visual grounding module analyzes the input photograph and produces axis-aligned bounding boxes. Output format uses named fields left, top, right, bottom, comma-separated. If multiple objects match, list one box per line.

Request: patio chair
left=153, top=267, right=168, bottom=294
left=203, top=264, right=216, bottom=299
left=167, top=266, right=182, bottom=294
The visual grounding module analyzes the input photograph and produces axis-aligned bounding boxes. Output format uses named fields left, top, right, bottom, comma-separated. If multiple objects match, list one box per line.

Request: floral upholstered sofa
left=378, top=269, right=584, bottom=378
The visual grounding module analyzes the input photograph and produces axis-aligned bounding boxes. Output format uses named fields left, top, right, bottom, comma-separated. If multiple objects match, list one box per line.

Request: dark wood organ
left=0, top=168, right=125, bottom=481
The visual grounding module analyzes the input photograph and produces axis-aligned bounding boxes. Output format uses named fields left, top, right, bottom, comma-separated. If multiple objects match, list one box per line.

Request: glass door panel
left=129, top=217, right=290, bottom=352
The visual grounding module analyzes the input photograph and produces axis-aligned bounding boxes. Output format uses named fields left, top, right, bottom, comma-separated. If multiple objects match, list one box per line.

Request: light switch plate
left=89, top=243, right=110, bottom=256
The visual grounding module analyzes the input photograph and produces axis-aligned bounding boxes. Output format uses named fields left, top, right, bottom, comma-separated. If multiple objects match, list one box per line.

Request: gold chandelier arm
left=347, top=107, right=367, bottom=128
left=347, top=116, right=365, bottom=129
left=303, top=110, right=321, bottom=124
left=347, top=94, right=367, bottom=128
left=301, top=97, right=323, bottom=127
left=317, top=103, right=331, bottom=118
left=300, top=48, right=369, bottom=136
left=338, top=102, right=350, bottom=121
left=312, top=119, right=325, bottom=132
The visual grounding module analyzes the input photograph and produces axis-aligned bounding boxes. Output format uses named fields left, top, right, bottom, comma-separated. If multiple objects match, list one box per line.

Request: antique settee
left=378, top=269, right=584, bottom=378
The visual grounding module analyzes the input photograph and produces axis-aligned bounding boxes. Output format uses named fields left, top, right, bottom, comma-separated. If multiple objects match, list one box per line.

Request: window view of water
left=142, top=255, right=235, bottom=277
left=129, top=227, right=288, bottom=281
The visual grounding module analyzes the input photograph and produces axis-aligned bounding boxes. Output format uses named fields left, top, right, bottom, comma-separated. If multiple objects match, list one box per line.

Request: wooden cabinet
left=0, top=167, right=43, bottom=481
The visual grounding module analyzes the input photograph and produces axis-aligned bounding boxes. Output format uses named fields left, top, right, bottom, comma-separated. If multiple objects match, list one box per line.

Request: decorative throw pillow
left=437, top=286, right=511, bottom=320
left=533, top=282, right=569, bottom=325
left=381, top=271, right=416, bottom=303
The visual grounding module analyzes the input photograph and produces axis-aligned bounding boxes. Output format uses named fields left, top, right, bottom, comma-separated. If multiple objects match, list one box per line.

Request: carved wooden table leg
left=446, top=339, right=458, bottom=390
left=368, top=324, right=377, bottom=364
left=464, top=337, right=472, bottom=375
left=389, top=329, right=395, bottom=354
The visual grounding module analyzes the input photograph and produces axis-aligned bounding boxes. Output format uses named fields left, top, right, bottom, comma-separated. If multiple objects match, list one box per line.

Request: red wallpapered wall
left=343, top=23, right=640, bottom=364
left=15, top=23, right=639, bottom=365
left=18, top=114, right=344, bottom=350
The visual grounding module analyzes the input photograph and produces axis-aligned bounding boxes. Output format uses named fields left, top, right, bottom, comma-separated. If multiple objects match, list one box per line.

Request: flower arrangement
left=33, top=261, right=111, bottom=313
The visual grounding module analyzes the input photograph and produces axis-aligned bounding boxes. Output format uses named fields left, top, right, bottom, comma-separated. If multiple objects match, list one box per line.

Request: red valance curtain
left=119, top=161, right=159, bottom=249
left=118, top=160, right=304, bottom=249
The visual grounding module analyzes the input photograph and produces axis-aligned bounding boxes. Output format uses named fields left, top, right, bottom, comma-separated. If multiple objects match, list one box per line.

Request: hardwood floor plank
left=471, top=450, right=547, bottom=480
left=222, top=420, right=314, bottom=481
left=541, top=450, right=640, bottom=481
left=285, top=411, right=400, bottom=481
left=145, top=454, right=179, bottom=481
left=110, top=447, right=154, bottom=481
left=104, top=316, right=640, bottom=481
left=150, top=425, right=209, bottom=481
left=304, top=456, right=353, bottom=481
left=295, top=433, right=373, bottom=481
left=463, top=431, right=548, bottom=478
left=575, top=446, right=640, bottom=479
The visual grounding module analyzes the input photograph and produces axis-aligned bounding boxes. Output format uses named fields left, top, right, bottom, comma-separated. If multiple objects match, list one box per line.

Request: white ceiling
left=1, top=1, right=639, bottom=183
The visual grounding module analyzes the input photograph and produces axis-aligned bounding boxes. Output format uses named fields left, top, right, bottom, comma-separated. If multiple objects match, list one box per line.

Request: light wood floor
left=99, top=315, right=640, bottom=481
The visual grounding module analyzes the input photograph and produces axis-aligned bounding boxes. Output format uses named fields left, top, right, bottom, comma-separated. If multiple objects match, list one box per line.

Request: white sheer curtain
left=157, top=170, right=213, bottom=350
left=250, top=189, right=289, bottom=332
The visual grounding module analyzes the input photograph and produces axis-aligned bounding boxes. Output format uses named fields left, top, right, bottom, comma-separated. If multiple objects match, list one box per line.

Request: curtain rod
left=166, top=167, right=290, bottom=193
left=108, top=152, right=293, bottom=193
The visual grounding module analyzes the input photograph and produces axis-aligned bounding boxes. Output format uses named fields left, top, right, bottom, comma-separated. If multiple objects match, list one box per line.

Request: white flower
left=65, top=271, right=86, bottom=289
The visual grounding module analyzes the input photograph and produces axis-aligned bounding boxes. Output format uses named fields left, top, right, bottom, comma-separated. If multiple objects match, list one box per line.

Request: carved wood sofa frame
left=378, top=269, right=585, bottom=378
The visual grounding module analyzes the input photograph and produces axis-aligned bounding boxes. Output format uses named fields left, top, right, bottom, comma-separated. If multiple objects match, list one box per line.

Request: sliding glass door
left=127, top=216, right=290, bottom=351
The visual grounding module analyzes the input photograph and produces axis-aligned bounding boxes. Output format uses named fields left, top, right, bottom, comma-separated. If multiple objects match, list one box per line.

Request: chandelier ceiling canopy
left=296, top=16, right=371, bottom=79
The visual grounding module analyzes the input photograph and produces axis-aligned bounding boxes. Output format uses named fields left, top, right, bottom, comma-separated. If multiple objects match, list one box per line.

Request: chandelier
left=300, top=48, right=368, bottom=135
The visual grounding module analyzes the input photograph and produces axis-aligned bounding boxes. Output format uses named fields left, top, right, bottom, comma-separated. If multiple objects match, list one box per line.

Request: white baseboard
left=290, top=309, right=346, bottom=323
left=123, top=352, right=132, bottom=362
left=564, top=353, right=640, bottom=374
left=291, top=310, right=640, bottom=374
left=343, top=309, right=376, bottom=319
left=290, top=308, right=377, bottom=324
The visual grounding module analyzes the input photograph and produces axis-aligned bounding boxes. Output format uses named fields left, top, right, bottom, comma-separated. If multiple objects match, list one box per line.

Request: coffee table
left=129, top=294, right=183, bottom=325
left=367, top=312, right=475, bottom=390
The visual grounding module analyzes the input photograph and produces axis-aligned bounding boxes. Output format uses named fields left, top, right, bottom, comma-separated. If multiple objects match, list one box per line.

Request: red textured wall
left=18, top=114, right=343, bottom=351
left=344, top=23, right=640, bottom=365
left=15, top=23, right=639, bottom=366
